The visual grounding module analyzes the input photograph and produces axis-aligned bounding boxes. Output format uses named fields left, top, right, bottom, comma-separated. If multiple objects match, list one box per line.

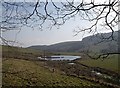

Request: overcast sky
left=3, top=16, right=93, bottom=47
left=2, top=0, right=118, bottom=47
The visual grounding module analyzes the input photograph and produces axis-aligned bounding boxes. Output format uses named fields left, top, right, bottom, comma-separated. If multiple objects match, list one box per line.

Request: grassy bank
left=2, top=58, right=104, bottom=87
left=2, top=45, right=120, bottom=87
left=79, top=55, right=119, bottom=73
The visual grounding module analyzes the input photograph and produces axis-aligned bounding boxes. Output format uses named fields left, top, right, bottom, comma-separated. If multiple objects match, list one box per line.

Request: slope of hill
left=2, top=46, right=107, bottom=87
left=2, top=45, right=119, bottom=87
left=2, top=45, right=54, bottom=60
left=29, top=31, right=119, bottom=53
left=29, top=41, right=82, bottom=52
left=3, top=58, right=105, bottom=87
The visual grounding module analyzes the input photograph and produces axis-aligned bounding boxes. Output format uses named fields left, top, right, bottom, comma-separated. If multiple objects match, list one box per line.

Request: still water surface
left=38, top=55, right=81, bottom=60
left=50, top=55, right=81, bottom=60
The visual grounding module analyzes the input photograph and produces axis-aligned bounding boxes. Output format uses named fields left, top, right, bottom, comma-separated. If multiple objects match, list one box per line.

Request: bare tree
left=1, top=0, right=120, bottom=58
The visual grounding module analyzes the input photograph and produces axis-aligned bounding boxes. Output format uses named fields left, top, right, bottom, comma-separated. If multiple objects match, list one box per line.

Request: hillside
left=3, top=58, right=105, bottom=87
left=29, top=41, right=82, bottom=52
left=2, top=46, right=108, bottom=87
left=29, top=31, right=119, bottom=53
left=2, top=45, right=55, bottom=60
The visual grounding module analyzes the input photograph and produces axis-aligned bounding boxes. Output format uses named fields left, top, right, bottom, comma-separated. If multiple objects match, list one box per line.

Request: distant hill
left=29, top=41, right=82, bottom=52
left=28, top=31, right=119, bottom=53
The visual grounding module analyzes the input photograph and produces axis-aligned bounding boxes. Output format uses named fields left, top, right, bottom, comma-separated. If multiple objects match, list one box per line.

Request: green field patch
left=79, top=55, right=119, bottom=73
left=2, top=58, right=104, bottom=87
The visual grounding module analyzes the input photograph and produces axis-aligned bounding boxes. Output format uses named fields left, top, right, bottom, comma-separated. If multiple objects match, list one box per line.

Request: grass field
left=2, top=58, right=104, bottom=87
left=2, top=45, right=120, bottom=87
left=2, top=45, right=55, bottom=60
left=79, top=55, right=120, bottom=73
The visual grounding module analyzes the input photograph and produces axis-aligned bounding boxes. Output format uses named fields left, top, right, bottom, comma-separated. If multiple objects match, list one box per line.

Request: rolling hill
left=29, top=31, right=119, bottom=53
left=2, top=46, right=109, bottom=87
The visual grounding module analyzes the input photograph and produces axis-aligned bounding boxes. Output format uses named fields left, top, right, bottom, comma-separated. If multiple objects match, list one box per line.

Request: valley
left=2, top=44, right=120, bottom=87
